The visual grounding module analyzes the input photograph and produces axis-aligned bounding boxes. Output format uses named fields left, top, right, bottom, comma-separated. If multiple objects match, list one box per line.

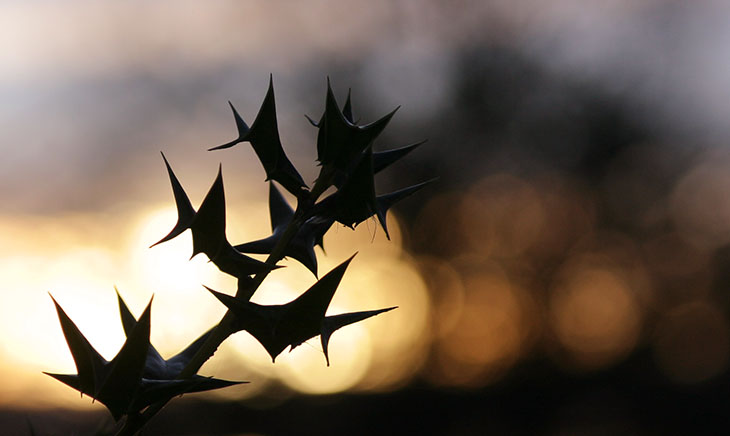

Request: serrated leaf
left=234, top=183, right=333, bottom=276
left=46, top=295, right=153, bottom=421
left=95, top=299, right=152, bottom=420
left=190, top=165, right=226, bottom=259
left=314, top=147, right=377, bottom=230
left=116, top=289, right=166, bottom=377
left=150, top=153, right=196, bottom=247
left=116, top=291, right=241, bottom=387
left=313, top=80, right=398, bottom=192
left=342, top=88, right=354, bottom=124
left=189, top=167, right=275, bottom=278
left=46, top=293, right=245, bottom=421
left=48, top=295, right=107, bottom=395
left=372, top=140, right=426, bottom=177
left=374, top=178, right=436, bottom=239
left=206, top=254, right=394, bottom=365
left=315, top=176, right=435, bottom=240
left=210, top=76, right=307, bottom=197
left=132, top=377, right=243, bottom=410
left=320, top=307, right=396, bottom=366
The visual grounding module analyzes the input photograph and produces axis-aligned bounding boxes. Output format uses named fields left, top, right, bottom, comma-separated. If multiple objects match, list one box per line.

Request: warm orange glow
left=417, top=257, right=464, bottom=339
left=459, top=174, right=546, bottom=259
left=429, top=266, right=538, bottom=387
left=549, top=265, right=641, bottom=369
left=223, top=213, right=432, bottom=395
left=0, top=215, right=129, bottom=409
left=528, top=173, right=596, bottom=258
left=0, top=204, right=431, bottom=407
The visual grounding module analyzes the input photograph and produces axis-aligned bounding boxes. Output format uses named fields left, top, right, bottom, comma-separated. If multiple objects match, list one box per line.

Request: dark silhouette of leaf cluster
left=45, top=76, right=432, bottom=435
left=45, top=293, right=242, bottom=422
left=207, top=255, right=396, bottom=365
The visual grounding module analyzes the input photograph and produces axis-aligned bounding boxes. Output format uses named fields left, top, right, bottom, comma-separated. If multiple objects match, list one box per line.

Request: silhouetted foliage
left=45, top=76, right=431, bottom=435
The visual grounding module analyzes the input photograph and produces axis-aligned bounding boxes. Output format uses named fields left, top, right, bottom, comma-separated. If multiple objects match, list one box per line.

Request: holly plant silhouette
left=45, top=76, right=432, bottom=435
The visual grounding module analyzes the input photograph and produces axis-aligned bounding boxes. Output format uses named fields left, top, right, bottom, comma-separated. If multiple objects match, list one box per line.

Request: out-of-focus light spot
left=670, top=155, right=730, bottom=249
left=530, top=173, right=596, bottom=258
left=569, top=232, right=653, bottom=308
left=459, top=174, right=545, bottom=259
left=417, top=256, right=465, bottom=339
left=429, top=266, right=537, bottom=387
left=354, top=257, right=431, bottom=392
left=276, top=323, right=372, bottom=394
left=549, top=266, right=641, bottom=370
left=653, top=301, right=730, bottom=384
left=124, top=207, right=230, bottom=357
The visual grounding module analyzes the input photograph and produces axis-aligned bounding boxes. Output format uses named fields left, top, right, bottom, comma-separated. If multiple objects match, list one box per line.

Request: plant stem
left=114, top=194, right=310, bottom=436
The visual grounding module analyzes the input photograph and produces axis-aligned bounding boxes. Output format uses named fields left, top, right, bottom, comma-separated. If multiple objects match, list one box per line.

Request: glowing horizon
left=0, top=197, right=431, bottom=410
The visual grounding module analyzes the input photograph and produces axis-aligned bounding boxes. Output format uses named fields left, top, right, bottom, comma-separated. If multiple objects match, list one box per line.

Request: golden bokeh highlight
left=417, top=257, right=465, bottom=340
left=653, top=301, right=730, bottom=384
left=549, top=263, right=642, bottom=370
left=459, top=173, right=546, bottom=259
left=427, top=264, right=538, bottom=387
left=528, top=173, right=597, bottom=259
left=352, top=254, right=432, bottom=392
left=222, top=212, right=432, bottom=395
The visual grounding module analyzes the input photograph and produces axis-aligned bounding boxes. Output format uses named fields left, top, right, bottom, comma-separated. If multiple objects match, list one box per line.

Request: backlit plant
left=45, top=76, right=432, bottom=435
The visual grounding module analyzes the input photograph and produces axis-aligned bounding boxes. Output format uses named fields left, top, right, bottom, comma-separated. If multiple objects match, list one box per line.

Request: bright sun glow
left=0, top=204, right=431, bottom=408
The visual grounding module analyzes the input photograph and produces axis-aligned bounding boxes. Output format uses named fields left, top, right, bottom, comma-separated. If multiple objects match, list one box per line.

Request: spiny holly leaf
left=329, top=140, right=426, bottom=190
left=150, top=152, right=196, bottom=248
left=373, top=178, right=436, bottom=239
left=151, top=153, right=196, bottom=246
left=117, top=290, right=187, bottom=378
left=209, top=75, right=307, bottom=197
left=47, top=293, right=244, bottom=422
left=94, top=298, right=152, bottom=420
left=309, top=88, right=357, bottom=126
left=234, top=183, right=333, bottom=276
left=207, top=254, right=357, bottom=361
left=372, top=140, right=427, bottom=179
left=46, top=294, right=106, bottom=395
left=131, top=377, right=241, bottom=411
left=312, top=80, right=398, bottom=190
left=314, top=146, right=377, bottom=230
left=190, top=166, right=277, bottom=278
left=116, top=290, right=244, bottom=389
left=151, top=157, right=276, bottom=279
left=45, top=295, right=153, bottom=421
left=190, top=165, right=226, bottom=259
left=206, top=254, right=396, bottom=365
left=321, top=307, right=396, bottom=366
left=315, top=164, right=435, bottom=240
left=342, top=88, right=354, bottom=124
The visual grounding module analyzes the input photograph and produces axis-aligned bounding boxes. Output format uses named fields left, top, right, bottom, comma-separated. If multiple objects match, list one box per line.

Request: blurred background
left=2, top=0, right=730, bottom=434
